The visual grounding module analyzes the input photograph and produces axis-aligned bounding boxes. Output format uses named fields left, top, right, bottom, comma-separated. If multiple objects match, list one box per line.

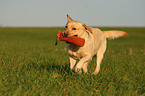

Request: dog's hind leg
left=92, top=40, right=106, bottom=75
left=69, top=57, right=76, bottom=71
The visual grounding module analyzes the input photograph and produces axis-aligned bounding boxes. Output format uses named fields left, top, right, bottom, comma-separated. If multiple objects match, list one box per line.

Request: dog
left=63, top=15, right=128, bottom=75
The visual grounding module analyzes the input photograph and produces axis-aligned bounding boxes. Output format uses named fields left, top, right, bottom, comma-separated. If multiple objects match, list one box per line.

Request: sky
left=0, top=0, right=145, bottom=27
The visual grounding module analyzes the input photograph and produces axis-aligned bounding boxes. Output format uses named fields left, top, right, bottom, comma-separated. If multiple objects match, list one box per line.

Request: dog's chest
left=68, top=50, right=80, bottom=59
left=68, top=50, right=85, bottom=60
left=67, top=45, right=84, bottom=59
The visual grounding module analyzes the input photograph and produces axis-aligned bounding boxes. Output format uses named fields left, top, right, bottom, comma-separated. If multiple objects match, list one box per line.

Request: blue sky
left=0, top=0, right=145, bottom=27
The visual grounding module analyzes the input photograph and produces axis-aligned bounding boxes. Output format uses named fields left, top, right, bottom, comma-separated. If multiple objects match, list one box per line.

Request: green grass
left=0, top=27, right=144, bottom=96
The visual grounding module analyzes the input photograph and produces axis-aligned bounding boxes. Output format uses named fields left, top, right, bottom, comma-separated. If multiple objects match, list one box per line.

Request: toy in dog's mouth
left=66, top=35, right=78, bottom=45
left=56, top=30, right=85, bottom=47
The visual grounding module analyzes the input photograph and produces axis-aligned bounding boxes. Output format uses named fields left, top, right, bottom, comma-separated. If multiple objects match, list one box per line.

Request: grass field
left=0, top=27, right=144, bottom=96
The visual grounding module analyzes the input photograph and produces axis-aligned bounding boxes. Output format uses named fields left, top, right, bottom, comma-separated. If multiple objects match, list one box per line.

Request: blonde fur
left=102, top=30, right=128, bottom=39
left=64, top=15, right=128, bottom=75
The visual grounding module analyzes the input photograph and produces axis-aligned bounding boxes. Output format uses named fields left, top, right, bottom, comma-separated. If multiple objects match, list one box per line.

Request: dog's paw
left=92, top=72, right=98, bottom=75
left=75, top=68, right=82, bottom=74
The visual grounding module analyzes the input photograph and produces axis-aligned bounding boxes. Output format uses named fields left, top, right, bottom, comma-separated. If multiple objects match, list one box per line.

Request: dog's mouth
left=66, top=35, right=78, bottom=45
left=74, top=35, right=78, bottom=37
left=66, top=41, right=71, bottom=45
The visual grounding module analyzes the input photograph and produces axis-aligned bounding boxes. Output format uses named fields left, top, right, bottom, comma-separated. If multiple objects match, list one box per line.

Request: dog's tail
left=102, top=30, right=128, bottom=39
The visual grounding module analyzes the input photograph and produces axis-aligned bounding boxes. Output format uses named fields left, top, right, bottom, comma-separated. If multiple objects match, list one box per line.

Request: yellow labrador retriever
left=63, top=15, right=128, bottom=75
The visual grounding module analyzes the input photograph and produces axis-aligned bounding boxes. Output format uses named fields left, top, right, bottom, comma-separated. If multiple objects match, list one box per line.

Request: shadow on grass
left=29, top=60, right=75, bottom=76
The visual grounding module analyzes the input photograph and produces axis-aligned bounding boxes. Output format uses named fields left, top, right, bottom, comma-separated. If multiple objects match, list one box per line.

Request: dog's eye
left=72, top=28, right=76, bottom=30
left=65, top=26, right=68, bottom=29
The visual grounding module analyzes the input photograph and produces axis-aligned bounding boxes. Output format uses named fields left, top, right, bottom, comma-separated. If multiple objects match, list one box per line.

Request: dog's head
left=63, top=15, right=92, bottom=38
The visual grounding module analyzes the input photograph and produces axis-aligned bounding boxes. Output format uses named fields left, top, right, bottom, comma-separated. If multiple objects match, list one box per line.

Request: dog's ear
left=82, top=24, right=93, bottom=33
left=67, top=14, right=73, bottom=22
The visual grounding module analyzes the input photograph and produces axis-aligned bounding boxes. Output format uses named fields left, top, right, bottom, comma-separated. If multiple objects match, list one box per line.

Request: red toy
left=55, top=31, right=85, bottom=47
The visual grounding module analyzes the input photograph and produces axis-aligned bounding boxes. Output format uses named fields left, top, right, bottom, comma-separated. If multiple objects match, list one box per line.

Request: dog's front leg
left=82, top=61, right=89, bottom=73
left=69, top=57, right=76, bottom=71
left=75, top=55, right=92, bottom=74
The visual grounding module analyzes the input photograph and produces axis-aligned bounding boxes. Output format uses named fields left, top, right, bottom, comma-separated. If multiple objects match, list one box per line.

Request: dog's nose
left=62, top=32, right=69, bottom=37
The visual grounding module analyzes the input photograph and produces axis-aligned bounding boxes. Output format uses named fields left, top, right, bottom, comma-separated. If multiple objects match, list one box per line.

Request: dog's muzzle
left=62, top=32, right=68, bottom=37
